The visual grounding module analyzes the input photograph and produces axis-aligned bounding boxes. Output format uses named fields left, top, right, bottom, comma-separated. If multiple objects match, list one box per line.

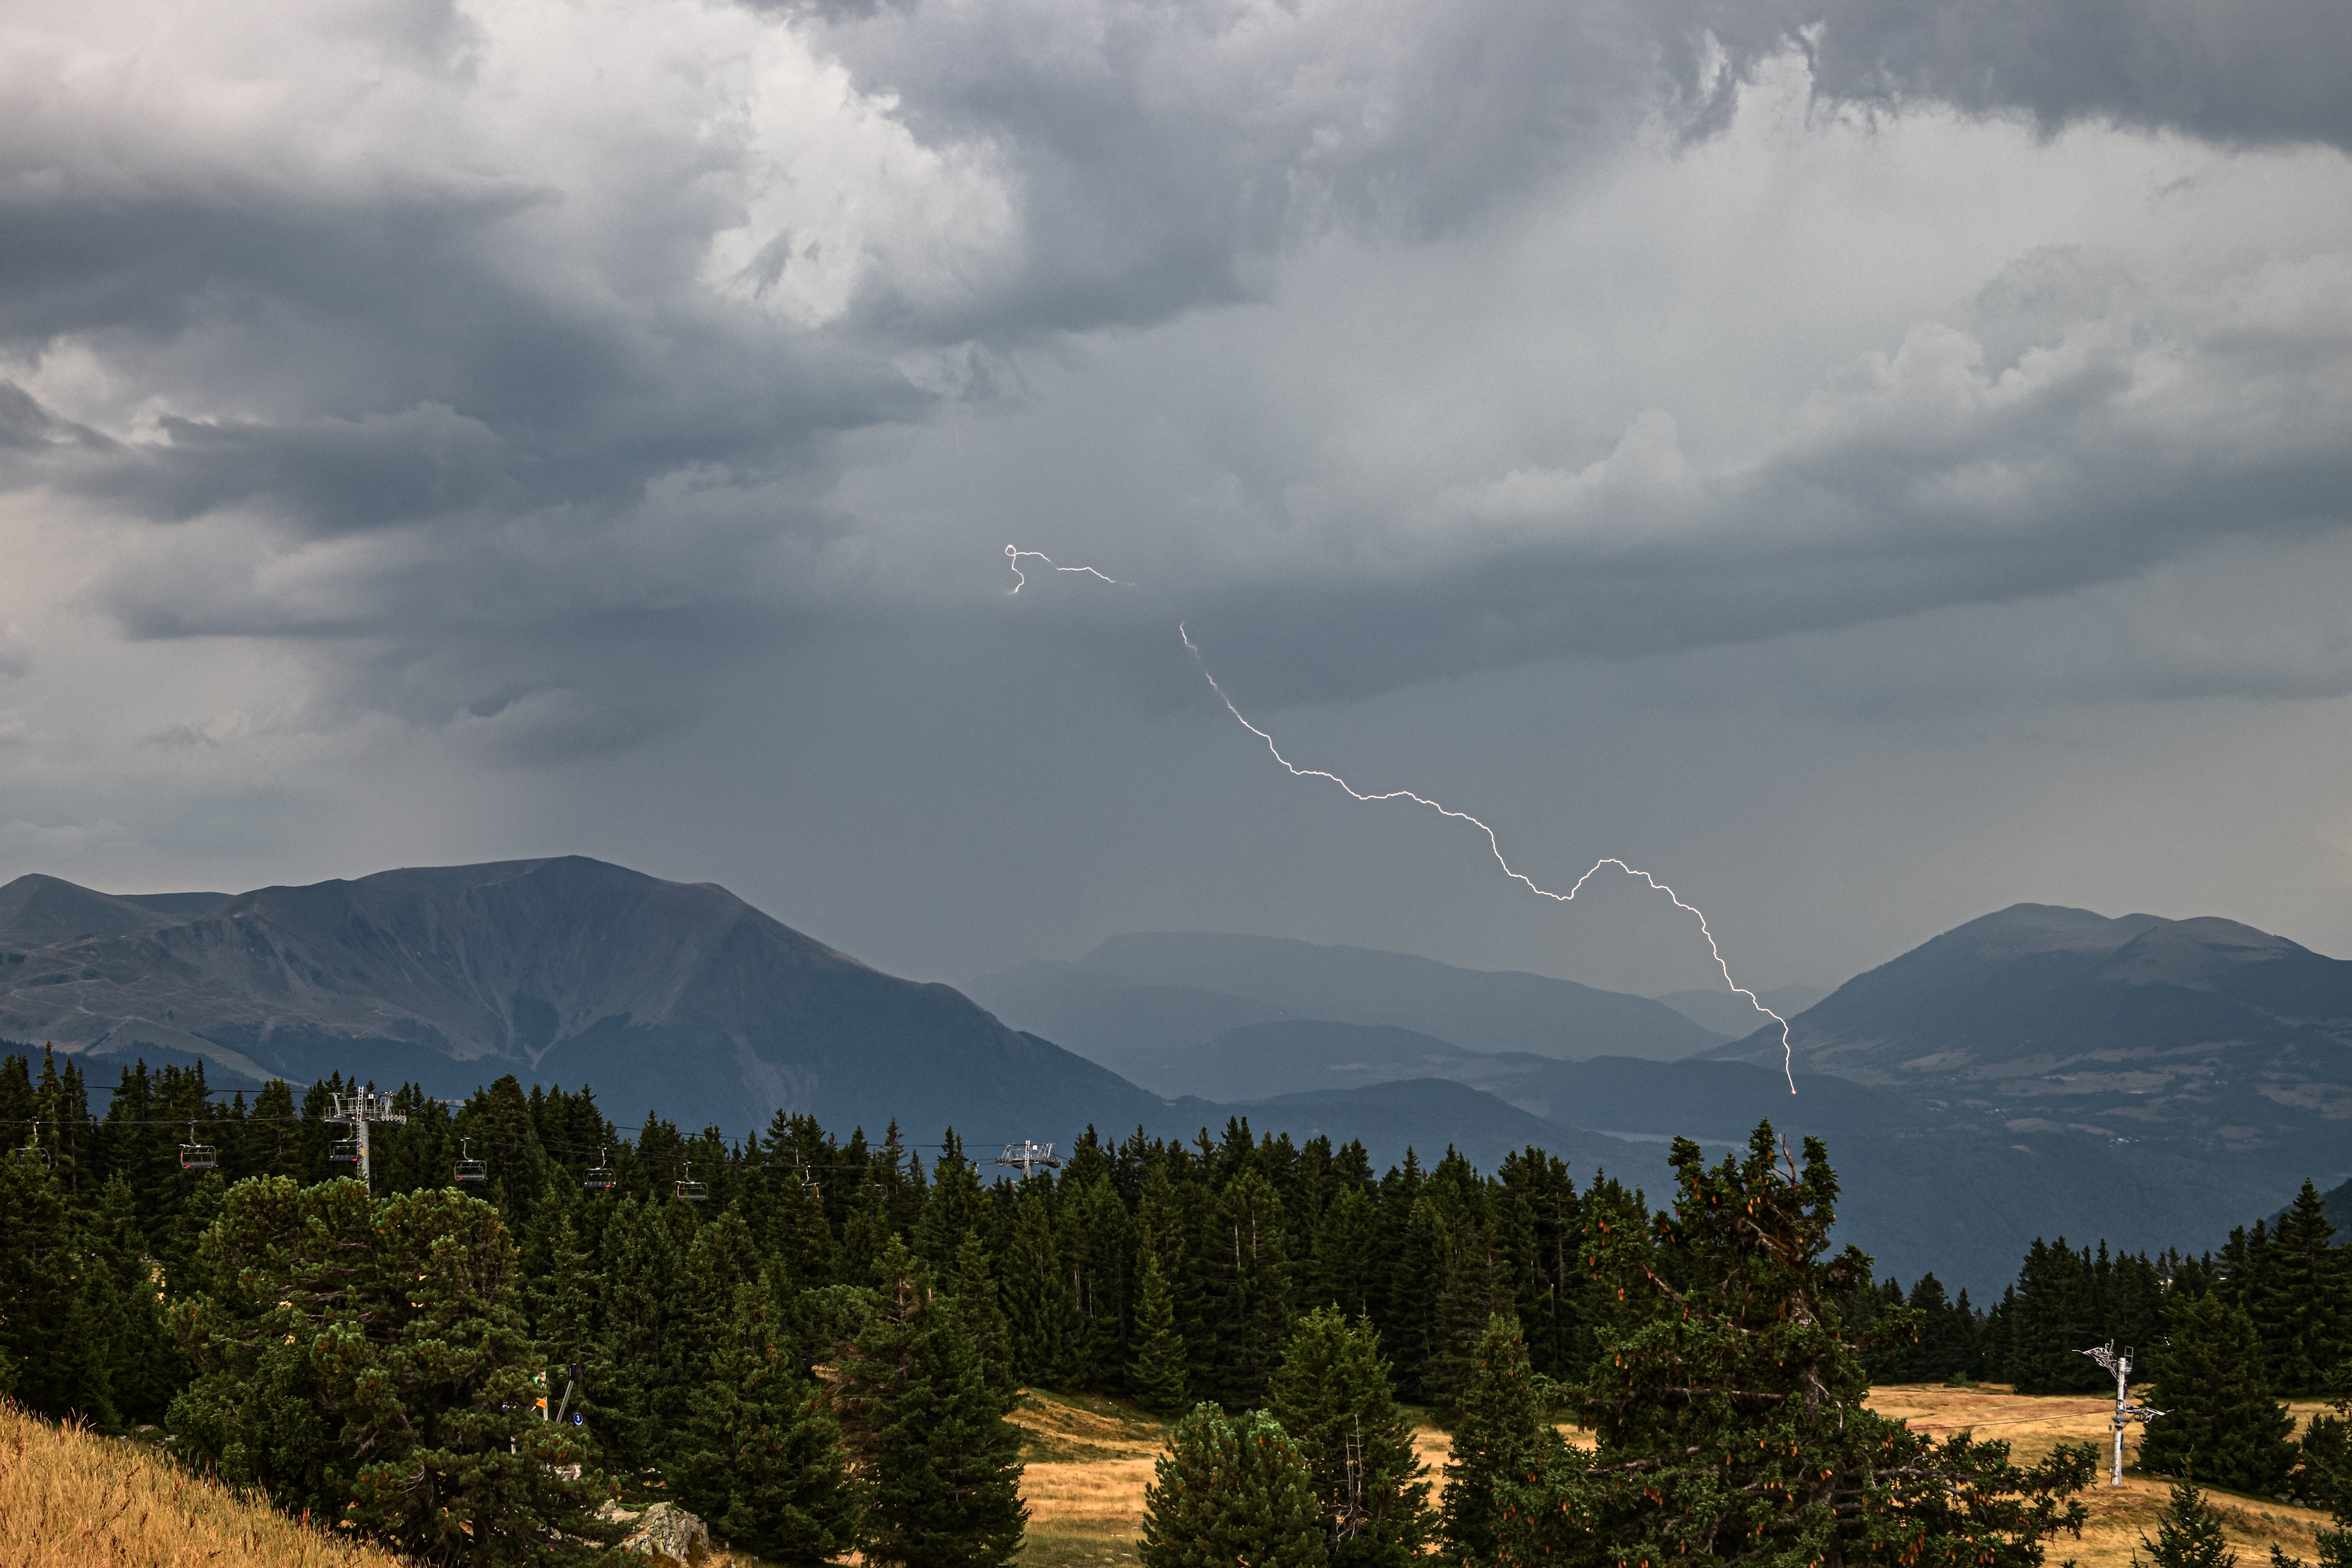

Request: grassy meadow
left=3, top=1387, right=2332, bottom=1568
left=1009, top=1384, right=2340, bottom=1568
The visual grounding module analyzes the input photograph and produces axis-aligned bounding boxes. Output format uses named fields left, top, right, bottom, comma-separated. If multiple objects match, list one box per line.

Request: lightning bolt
left=1177, top=625, right=1794, bottom=1092
left=1006, top=544, right=1119, bottom=594
left=1000, top=545, right=1795, bottom=1092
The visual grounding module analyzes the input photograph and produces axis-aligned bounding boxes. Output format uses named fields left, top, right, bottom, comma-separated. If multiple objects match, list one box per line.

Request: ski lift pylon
left=178, top=1119, right=219, bottom=1171
left=454, top=1136, right=489, bottom=1184
left=674, top=1159, right=708, bottom=1203
left=583, top=1146, right=616, bottom=1191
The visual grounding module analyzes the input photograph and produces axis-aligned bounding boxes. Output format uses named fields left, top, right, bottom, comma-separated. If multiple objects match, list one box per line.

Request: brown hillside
left=0, top=1399, right=407, bottom=1568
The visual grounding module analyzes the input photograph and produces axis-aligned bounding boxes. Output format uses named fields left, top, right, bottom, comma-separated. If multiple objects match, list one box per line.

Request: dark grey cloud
left=0, top=0, right=2346, bottom=784
left=1710, top=0, right=2352, bottom=151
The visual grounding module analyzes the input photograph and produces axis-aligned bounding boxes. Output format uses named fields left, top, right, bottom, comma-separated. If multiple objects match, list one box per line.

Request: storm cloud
left=2, top=0, right=2349, bottom=991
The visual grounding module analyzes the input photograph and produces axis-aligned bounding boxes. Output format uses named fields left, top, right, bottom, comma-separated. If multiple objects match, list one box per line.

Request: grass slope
left=0, top=1399, right=408, bottom=1568
left=1006, top=1385, right=2339, bottom=1568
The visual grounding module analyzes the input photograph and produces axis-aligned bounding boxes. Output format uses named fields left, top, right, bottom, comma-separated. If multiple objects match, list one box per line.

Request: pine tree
left=1205, top=1167, right=1294, bottom=1409
left=2135, top=1481, right=2237, bottom=1568
left=2142, top=1290, right=2298, bottom=1495
left=1496, top=1124, right=2095, bottom=1568
left=2255, top=1182, right=2351, bottom=1394
left=672, top=1281, right=862, bottom=1564
left=999, top=1186, right=1073, bottom=1389
left=1307, top=1186, right=1381, bottom=1321
left=86, top=1170, right=185, bottom=1425
left=947, top=1234, right=1018, bottom=1401
left=840, top=1238, right=1027, bottom=1568
left=2008, top=1237, right=2104, bottom=1393
left=168, top=1176, right=614, bottom=1566
left=1424, top=1219, right=1512, bottom=1412
left=1264, top=1306, right=1430, bottom=1568
left=1440, top=1313, right=1544, bottom=1566
left=1385, top=1197, right=1450, bottom=1399
left=0, top=1146, right=120, bottom=1426
left=1139, top=1404, right=1327, bottom=1568
left=1129, top=1251, right=1191, bottom=1417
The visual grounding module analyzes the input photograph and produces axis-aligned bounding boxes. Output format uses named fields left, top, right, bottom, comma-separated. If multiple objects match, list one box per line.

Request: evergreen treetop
left=1497, top=1123, right=2095, bottom=1568
left=1140, top=1404, right=1327, bottom=1568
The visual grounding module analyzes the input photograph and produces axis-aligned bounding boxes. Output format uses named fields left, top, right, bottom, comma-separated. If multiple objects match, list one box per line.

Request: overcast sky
left=3, top=0, right=2350, bottom=998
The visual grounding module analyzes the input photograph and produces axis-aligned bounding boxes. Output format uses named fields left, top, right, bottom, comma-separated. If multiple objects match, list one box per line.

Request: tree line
left=2, top=1043, right=2349, bottom=1568
left=1844, top=1188, right=2350, bottom=1403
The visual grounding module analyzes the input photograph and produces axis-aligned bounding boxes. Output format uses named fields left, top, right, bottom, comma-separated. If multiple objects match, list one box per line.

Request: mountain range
left=1706, top=903, right=2352, bottom=1170
left=2, top=861, right=2345, bottom=1292
left=963, top=931, right=1726, bottom=1063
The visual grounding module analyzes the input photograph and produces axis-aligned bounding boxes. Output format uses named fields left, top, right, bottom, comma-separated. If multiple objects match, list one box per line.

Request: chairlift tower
left=996, top=1141, right=1065, bottom=1179
left=324, top=1087, right=408, bottom=1188
left=2078, top=1340, right=2164, bottom=1487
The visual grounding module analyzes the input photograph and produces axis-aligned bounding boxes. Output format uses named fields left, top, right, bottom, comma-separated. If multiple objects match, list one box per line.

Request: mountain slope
left=1707, top=902, right=2352, bottom=1168
left=967, top=931, right=1725, bottom=1063
left=0, top=858, right=1169, bottom=1139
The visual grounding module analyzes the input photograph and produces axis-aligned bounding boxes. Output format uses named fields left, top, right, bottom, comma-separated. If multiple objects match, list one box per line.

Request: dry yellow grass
left=1011, top=1384, right=2338, bottom=1568
left=1865, top=1384, right=2336, bottom=1568
left=0, top=1398, right=409, bottom=1568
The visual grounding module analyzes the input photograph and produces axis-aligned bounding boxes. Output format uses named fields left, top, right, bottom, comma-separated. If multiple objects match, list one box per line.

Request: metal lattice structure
left=996, top=1141, right=1066, bottom=1178
left=2080, top=1340, right=2165, bottom=1487
left=323, top=1087, right=408, bottom=1188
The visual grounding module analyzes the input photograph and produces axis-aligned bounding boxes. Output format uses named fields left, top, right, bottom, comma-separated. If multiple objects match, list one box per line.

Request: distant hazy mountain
left=1706, top=903, right=2352, bottom=1171
left=9, top=868, right=2342, bottom=1297
left=0, top=859, right=1169, bottom=1139
left=1199, top=1077, right=1678, bottom=1189
left=965, top=931, right=1723, bottom=1063
left=1653, top=984, right=1829, bottom=1039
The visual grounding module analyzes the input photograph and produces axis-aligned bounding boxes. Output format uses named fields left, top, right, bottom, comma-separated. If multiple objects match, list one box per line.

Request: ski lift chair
left=178, top=1120, right=219, bottom=1171
left=12, top=1119, right=48, bottom=1168
left=582, top=1147, right=616, bottom=1191
left=674, top=1159, right=708, bottom=1203
left=329, top=1136, right=361, bottom=1164
left=454, top=1136, right=489, bottom=1184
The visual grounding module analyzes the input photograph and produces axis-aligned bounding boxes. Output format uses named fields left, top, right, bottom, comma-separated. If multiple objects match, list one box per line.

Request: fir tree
left=168, top=1177, right=613, bottom=1566
left=672, top=1281, right=862, bottom=1565
left=85, top=1170, right=184, bottom=1425
left=999, top=1186, right=1073, bottom=1389
left=1440, top=1313, right=1544, bottom=1566
left=2135, top=1481, right=2237, bottom=1568
left=2142, top=1290, right=2298, bottom=1495
left=1140, top=1404, right=1327, bottom=1568
left=1206, top=1167, right=1294, bottom=1409
left=840, top=1237, right=1027, bottom=1568
left=2255, top=1182, right=2351, bottom=1394
left=1129, top=1252, right=1191, bottom=1417
left=1307, top=1186, right=1381, bottom=1321
left=1264, top=1306, right=1430, bottom=1568
left=1496, top=1124, right=2095, bottom=1568
left=1424, top=1219, right=1512, bottom=1412
left=948, top=1233, right=1018, bottom=1401
left=0, top=1147, right=120, bottom=1426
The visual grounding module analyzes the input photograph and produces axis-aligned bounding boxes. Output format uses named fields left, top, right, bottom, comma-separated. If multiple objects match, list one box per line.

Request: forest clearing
left=0, top=1384, right=2336, bottom=1568
left=1008, top=1384, right=2340, bottom=1568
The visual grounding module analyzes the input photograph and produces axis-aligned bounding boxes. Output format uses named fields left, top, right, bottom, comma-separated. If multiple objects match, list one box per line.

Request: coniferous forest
left=3, top=1044, right=2350, bottom=1568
